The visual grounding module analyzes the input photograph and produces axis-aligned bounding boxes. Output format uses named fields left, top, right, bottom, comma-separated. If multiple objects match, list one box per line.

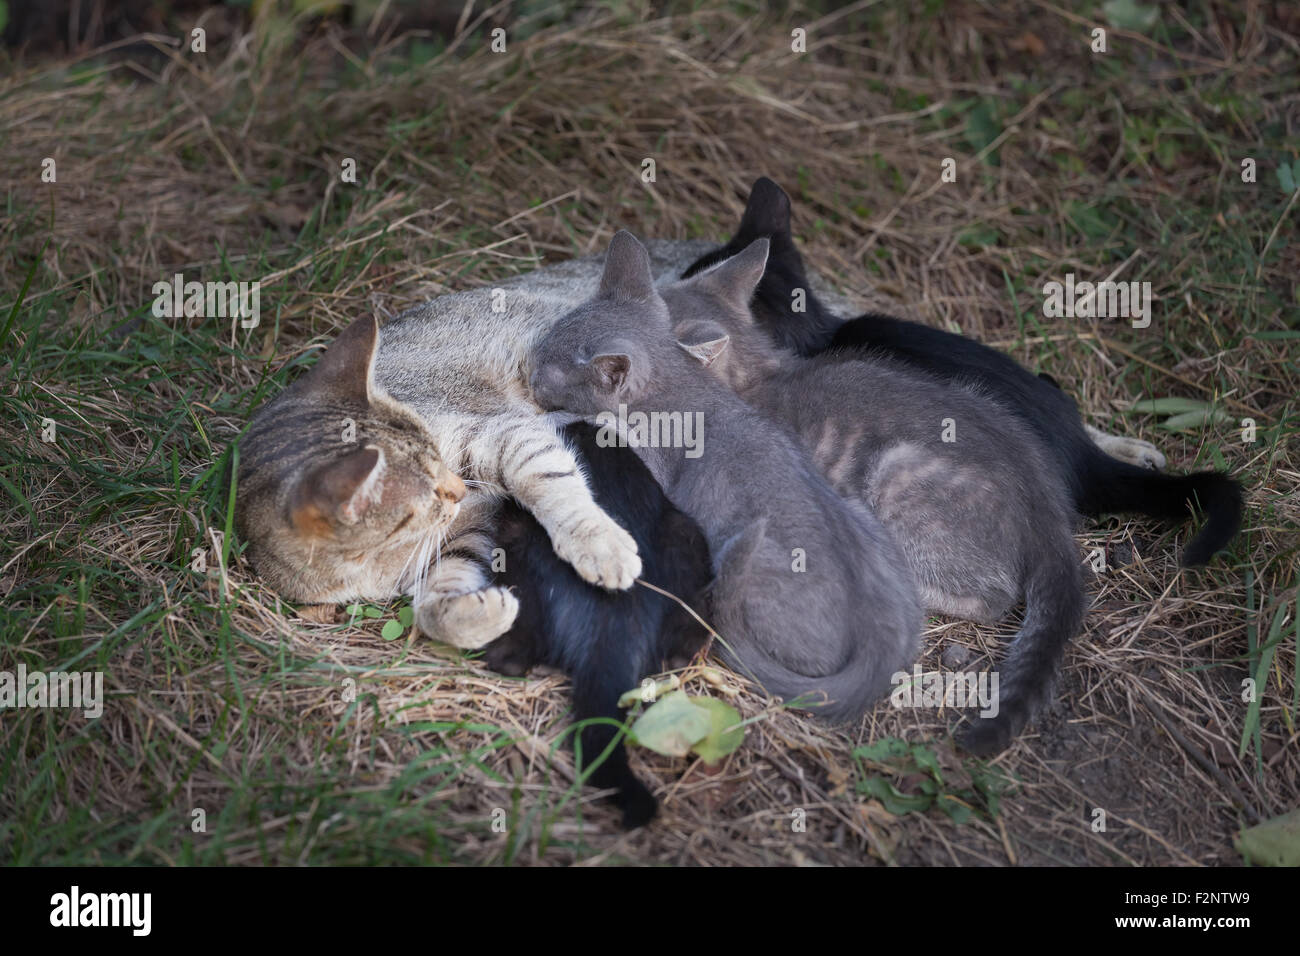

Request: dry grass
left=1, top=0, right=1297, bottom=865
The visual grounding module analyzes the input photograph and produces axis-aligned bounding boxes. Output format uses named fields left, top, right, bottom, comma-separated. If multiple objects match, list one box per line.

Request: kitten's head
left=664, top=237, right=780, bottom=390
left=529, top=230, right=671, bottom=414
left=679, top=177, right=838, bottom=355
left=236, top=315, right=466, bottom=603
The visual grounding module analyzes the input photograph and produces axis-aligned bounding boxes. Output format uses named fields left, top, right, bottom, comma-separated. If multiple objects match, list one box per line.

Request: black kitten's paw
left=478, top=627, right=539, bottom=677
left=616, top=780, right=658, bottom=830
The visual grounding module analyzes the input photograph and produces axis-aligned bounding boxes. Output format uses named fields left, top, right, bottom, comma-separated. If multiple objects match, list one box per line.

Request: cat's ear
left=289, top=445, right=385, bottom=533
left=736, top=177, right=793, bottom=241
left=697, top=237, right=769, bottom=310
left=675, top=321, right=731, bottom=368
left=590, top=352, right=633, bottom=394
left=599, top=230, right=657, bottom=302
left=304, top=314, right=380, bottom=404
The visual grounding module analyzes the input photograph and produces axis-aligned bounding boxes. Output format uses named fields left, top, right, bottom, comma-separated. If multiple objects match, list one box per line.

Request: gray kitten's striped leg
left=1084, top=424, right=1166, bottom=470
left=415, top=529, right=518, bottom=649
left=471, top=417, right=641, bottom=590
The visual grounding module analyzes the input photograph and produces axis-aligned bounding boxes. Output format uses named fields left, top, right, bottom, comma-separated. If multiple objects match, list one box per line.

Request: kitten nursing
left=663, top=237, right=1086, bottom=754
left=530, top=231, right=922, bottom=722
left=485, top=422, right=712, bottom=828
left=686, top=177, right=1242, bottom=566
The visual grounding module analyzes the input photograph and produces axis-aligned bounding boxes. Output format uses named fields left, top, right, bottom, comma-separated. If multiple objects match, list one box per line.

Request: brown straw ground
left=1, top=1, right=1296, bottom=865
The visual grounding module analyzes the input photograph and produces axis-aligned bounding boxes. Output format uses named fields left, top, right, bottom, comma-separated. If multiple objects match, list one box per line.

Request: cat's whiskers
left=392, top=531, right=425, bottom=598
left=412, top=526, right=444, bottom=605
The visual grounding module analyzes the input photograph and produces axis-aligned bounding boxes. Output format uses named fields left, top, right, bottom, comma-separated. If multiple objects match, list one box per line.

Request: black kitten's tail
left=1079, top=454, right=1243, bottom=566
left=571, top=674, right=657, bottom=829
left=960, top=533, right=1087, bottom=757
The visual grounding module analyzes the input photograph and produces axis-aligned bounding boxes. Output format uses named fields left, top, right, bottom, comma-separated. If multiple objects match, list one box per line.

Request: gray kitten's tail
left=710, top=522, right=912, bottom=724
left=723, top=643, right=899, bottom=725
left=959, top=534, right=1087, bottom=756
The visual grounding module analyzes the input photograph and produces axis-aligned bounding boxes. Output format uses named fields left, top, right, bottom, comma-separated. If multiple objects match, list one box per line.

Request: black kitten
left=683, top=177, right=1242, bottom=566
left=483, top=422, right=711, bottom=828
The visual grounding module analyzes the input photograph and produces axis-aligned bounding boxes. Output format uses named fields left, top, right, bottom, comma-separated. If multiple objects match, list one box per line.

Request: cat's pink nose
left=436, top=471, right=466, bottom=503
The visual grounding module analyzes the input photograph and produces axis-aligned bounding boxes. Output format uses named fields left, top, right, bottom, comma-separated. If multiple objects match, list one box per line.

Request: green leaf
left=963, top=100, right=1002, bottom=165
left=690, top=697, right=745, bottom=764
left=1126, top=397, right=1213, bottom=415
left=397, top=606, right=414, bottom=628
left=1235, top=809, right=1300, bottom=866
left=380, top=619, right=404, bottom=641
left=1157, top=409, right=1231, bottom=431
left=937, top=794, right=974, bottom=825
left=1103, top=0, right=1159, bottom=32
left=362, top=605, right=384, bottom=619
left=1278, top=162, right=1297, bottom=195
left=345, top=604, right=365, bottom=617
left=629, top=691, right=712, bottom=758
left=853, top=737, right=911, bottom=762
left=1066, top=200, right=1113, bottom=242
left=858, top=776, right=933, bottom=815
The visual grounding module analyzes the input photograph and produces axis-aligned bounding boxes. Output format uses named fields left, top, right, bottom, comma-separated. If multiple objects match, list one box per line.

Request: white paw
left=1085, top=425, right=1167, bottom=470
left=554, top=514, right=641, bottom=590
left=416, top=586, right=519, bottom=649
left=1107, top=436, right=1167, bottom=470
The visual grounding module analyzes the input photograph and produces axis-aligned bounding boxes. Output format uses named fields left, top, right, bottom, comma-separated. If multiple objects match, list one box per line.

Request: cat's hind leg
left=1084, top=424, right=1166, bottom=470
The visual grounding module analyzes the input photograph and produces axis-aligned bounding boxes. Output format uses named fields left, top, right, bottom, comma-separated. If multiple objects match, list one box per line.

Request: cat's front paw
left=554, top=515, right=641, bottom=590
left=416, top=586, right=519, bottom=649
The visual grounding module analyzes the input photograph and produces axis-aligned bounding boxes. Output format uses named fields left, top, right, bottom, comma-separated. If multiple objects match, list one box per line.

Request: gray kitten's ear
left=289, top=445, right=385, bottom=533
left=305, top=314, right=379, bottom=404
left=590, top=352, right=632, bottom=393
left=599, top=230, right=656, bottom=302
left=698, top=237, right=769, bottom=308
left=675, top=321, right=731, bottom=368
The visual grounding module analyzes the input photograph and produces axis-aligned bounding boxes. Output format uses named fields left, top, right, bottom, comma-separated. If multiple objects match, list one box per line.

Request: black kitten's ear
left=736, top=177, right=793, bottom=241
left=675, top=321, right=731, bottom=367
left=305, top=314, right=379, bottom=404
left=590, top=353, right=632, bottom=393
left=289, top=445, right=385, bottom=533
left=698, top=237, right=769, bottom=309
left=599, top=230, right=657, bottom=302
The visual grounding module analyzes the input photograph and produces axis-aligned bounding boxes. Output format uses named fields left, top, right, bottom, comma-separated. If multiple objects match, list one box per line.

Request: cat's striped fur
left=236, top=241, right=717, bottom=648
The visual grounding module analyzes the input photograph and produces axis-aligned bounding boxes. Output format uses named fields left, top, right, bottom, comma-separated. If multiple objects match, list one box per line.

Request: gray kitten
left=530, top=231, right=922, bottom=722
left=666, top=239, right=1087, bottom=754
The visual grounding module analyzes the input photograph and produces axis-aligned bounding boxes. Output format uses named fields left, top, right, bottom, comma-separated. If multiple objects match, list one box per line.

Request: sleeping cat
left=683, top=177, right=1242, bottom=566
left=665, top=238, right=1086, bottom=755
left=529, top=231, right=922, bottom=722
left=238, top=242, right=718, bottom=647
left=236, top=241, right=721, bottom=827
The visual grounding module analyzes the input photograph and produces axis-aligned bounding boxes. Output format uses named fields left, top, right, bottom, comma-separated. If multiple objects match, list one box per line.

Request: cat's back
left=769, top=351, right=1056, bottom=470
left=376, top=239, right=716, bottom=417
